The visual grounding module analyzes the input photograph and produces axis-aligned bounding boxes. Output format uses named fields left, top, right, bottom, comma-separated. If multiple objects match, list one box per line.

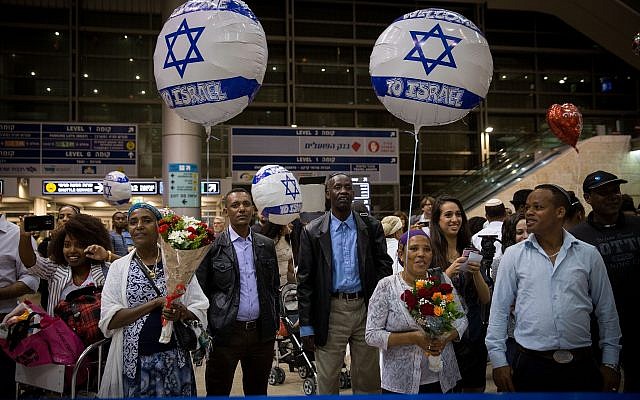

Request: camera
left=23, top=215, right=55, bottom=232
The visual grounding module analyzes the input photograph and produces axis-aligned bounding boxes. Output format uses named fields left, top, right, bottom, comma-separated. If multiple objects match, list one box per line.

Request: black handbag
left=173, top=320, right=197, bottom=351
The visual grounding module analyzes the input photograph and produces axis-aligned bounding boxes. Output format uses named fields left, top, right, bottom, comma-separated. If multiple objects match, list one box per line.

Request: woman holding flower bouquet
left=366, top=229, right=468, bottom=394
left=98, top=203, right=209, bottom=398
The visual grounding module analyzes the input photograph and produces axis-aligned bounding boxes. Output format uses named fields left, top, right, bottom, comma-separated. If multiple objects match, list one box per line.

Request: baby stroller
left=270, top=283, right=351, bottom=395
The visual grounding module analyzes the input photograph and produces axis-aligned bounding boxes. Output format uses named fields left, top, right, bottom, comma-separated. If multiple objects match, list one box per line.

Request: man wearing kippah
left=570, top=170, right=640, bottom=392
left=471, top=198, right=506, bottom=264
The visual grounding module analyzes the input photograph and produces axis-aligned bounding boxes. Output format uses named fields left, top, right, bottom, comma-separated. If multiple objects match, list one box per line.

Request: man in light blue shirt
left=297, top=173, right=393, bottom=394
left=486, top=184, right=621, bottom=392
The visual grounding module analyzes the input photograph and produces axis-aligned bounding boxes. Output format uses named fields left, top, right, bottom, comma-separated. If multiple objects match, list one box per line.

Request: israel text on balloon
left=251, top=165, right=303, bottom=226
left=369, top=8, right=493, bottom=128
left=153, top=0, right=267, bottom=127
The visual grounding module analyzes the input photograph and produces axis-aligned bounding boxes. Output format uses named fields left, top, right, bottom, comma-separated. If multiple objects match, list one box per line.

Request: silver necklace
left=136, top=246, right=160, bottom=279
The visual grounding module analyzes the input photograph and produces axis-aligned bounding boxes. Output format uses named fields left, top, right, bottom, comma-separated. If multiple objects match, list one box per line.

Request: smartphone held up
left=23, top=215, right=55, bottom=232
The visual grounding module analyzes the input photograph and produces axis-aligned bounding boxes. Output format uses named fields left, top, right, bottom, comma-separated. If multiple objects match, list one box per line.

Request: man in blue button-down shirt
left=297, top=173, right=393, bottom=394
left=486, top=184, right=621, bottom=392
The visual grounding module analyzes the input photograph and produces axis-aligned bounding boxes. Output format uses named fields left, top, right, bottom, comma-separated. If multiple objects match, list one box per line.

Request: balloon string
left=205, top=125, right=211, bottom=200
left=405, top=126, right=420, bottom=270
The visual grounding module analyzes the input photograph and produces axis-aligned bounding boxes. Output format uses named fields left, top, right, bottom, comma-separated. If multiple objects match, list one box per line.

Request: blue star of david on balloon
left=163, top=18, right=205, bottom=78
left=404, top=24, right=462, bottom=76
left=103, top=182, right=112, bottom=197
left=281, top=175, right=300, bottom=200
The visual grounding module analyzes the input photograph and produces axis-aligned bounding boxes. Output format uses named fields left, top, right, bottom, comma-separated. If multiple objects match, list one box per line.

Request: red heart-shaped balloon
left=546, top=103, right=582, bottom=153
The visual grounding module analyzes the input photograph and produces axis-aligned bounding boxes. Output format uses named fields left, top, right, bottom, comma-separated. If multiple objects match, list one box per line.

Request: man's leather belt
left=235, top=320, right=258, bottom=330
left=516, top=343, right=592, bottom=364
left=331, top=291, right=364, bottom=300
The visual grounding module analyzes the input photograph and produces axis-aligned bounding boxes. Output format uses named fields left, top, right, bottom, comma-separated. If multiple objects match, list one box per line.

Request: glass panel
left=0, top=100, right=68, bottom=121
left=421, top=155, right=475, bottom=170
left=356, top=88, right=378, bottom=105
left=80, top=11, right=157, bottom=29
left=296, top=2, right=352, bottom=21
left=493, top=52, right=534, bottom=71
left=295, top=22, right=353, bottom=38
left=78, top=103, right=160, bottom=124
left=227, top=109, right=286, bottom=126
left=79, top=80, right=152, bottom=98
left=296, top=87, right=354, bottom=104
left=295, top=45, right=354, bottom=65
left=1, top=5, right=68, bottom=24
left=595, top=94, right=637, bottom=111
left=422, top=133, right=478, bottom=152
left=79, top=32, right=153, bottom=57
left=356, top=66, right=371, bottom=86
left=80, top=57, right=150, bottom=81
left=538, top=94, right=591, bottom=110
left=355, top=24, right=386, bottom=40
left=358, top=110, right=411, bottom=131
left=492, top=73, right=535, bottom=91
left=296, top=65, right=353, bottom=85
left=485, top=31, right=535, bottom=47
left=4, top=77, right=69, bottom=96
left=297, top=110, right=354, bottom=127
left=1, top=28, right=70, bottom=54
left=487, top=92, right=535, bottom=108
left=254, top=85, right=286, bottom=103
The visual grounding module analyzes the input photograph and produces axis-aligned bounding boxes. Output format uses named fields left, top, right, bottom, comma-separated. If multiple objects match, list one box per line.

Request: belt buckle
left=552, top=350, right=573, bottom=364
left=245, top=320, right=257, bottom=330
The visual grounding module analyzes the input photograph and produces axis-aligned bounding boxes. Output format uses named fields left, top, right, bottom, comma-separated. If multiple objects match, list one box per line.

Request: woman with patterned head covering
left=98, top=203, right=209, bottom=397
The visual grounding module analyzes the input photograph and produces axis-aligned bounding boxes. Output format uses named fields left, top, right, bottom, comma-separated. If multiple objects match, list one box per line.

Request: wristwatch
left=602, top=363, right=620, bottom=373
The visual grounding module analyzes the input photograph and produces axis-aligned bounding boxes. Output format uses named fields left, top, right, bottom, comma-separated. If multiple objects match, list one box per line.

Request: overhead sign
left=352, top=176, right=371, bottom=209
left=201, top=180, right=221, bottom=195
left=168, top=163, right=199, bottom=208
left=0, top=122, right=137, bottom=177
left=42, top=180, right=158, bottom=195
left=230, top=127, right=399, bottom=184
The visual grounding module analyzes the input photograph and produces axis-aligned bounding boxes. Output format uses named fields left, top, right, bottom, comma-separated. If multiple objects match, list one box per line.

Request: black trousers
left=205, top=322, right=274, bottom=396
left=0, top=342, right=16, bottom=397
left=512, top=346, right=602, bottom=392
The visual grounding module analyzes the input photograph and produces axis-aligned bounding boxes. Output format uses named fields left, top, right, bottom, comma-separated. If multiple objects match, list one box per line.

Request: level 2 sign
left=168, top=163, right=199, bottom=208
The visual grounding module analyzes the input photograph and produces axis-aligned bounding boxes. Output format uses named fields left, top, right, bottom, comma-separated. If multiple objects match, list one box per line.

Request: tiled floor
left=195, top=362, right=497, bottom=396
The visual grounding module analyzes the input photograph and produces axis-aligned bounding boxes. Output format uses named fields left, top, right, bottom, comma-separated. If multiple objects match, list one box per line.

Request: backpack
left=54, top=285, right=104, bottom=346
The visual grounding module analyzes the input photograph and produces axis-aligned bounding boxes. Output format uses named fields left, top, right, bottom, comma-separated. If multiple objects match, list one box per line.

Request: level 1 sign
left=168, top=163, right=199, bottom=208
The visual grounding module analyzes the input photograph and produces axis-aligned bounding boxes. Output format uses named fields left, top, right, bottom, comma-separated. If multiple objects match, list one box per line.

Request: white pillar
left=160, top=0, right=202, bottom=218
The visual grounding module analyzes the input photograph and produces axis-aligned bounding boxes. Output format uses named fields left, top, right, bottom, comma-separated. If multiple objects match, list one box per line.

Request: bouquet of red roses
left=157, top=212, right=215, bottom=344
left=401, top=275, right=463, bottom=371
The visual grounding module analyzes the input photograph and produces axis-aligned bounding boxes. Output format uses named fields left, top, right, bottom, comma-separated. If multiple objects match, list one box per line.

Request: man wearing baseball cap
left=570, top=170, right=640, bottom=392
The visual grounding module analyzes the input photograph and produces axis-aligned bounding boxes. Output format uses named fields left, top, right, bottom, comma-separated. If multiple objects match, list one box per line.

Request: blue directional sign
left=168, top=163, right=200, bottom=208
left=230, top=127, right=399, bottom=183
left=0, top=122, right=137, bottom=176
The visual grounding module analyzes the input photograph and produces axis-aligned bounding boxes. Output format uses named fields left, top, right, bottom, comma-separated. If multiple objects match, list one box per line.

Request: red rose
left=439, top=283, right=453, bottom=294
left=425, top=287, right=436, bottom=299
left=158, top=224, right=169, bottom=234
left=187, top=226, right=197, bottom=234
left=417, top=287, right=429, bottom=299
left=401, top=290, right=417, bottom=309
left=420, top=303, right=435, bottom=316
left=188, top=233, right=197, bottom=240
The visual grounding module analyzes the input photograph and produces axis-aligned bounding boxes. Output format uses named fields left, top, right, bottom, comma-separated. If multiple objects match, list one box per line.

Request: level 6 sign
left=168, top=163, right=199, bottom=208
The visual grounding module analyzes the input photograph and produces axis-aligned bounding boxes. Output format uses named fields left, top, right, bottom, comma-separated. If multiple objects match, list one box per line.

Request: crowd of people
left=0, top=168, right=638, bottom=397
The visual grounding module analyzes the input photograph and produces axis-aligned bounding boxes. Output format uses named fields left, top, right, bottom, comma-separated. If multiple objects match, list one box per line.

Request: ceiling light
left=484, top=126, right=494, bottom=133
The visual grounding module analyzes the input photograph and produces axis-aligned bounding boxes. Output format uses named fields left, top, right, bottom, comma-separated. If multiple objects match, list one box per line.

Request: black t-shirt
left=570, top=212, right=640, bottom=329
left=137, top=308, right=177, bottom=356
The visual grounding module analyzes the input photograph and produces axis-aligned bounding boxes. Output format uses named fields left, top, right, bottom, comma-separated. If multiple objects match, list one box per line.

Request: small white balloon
left=251, top=165, right=303, bottom=225
left=103, top=171, right=131, bottom=206
left=370, top=8, right=493, bottom=128
left=153, top=0, right=267, bottom=126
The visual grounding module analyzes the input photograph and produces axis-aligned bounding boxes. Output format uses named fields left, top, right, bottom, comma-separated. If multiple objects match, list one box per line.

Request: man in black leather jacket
left=196, top=188, right=279, bottom=396
left=297, top=173, right=393, bottom=394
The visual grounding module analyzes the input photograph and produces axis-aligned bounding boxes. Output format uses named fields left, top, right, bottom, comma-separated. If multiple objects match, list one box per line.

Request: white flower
left=168, top=230, right=188, bottom=245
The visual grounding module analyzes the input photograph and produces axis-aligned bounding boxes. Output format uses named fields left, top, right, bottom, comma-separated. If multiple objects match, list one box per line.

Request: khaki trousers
left=315, top=297, right=380, bottom=394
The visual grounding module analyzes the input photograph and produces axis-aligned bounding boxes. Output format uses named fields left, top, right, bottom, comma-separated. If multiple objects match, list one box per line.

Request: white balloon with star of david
left=103, top=170, right=131, bottom=206
left=370, top=8, right=493, bottom=128
left=153, top=0, right=267, bottom=126
left=251, top=165, right=304, bottom=226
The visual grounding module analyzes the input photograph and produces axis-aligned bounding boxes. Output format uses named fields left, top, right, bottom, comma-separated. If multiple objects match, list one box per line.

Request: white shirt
left=385, top=237, right=401, bottom=274
left=0, top=215, right=39, bottom=313
left=471, top=220, right=503, bottom=258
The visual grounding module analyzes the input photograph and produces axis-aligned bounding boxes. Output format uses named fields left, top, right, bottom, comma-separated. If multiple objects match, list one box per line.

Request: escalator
left=433, top=130, right=600, bottom=211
